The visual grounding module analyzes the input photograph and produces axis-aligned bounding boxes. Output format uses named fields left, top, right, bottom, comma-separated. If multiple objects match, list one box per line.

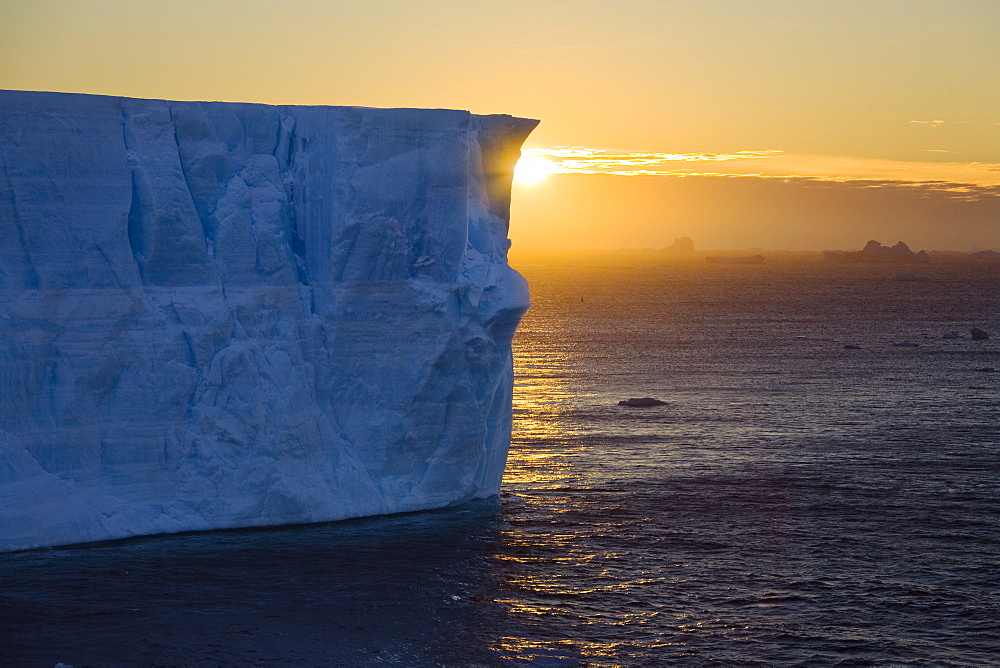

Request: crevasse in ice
left=0, top=90, right=537, bottom=551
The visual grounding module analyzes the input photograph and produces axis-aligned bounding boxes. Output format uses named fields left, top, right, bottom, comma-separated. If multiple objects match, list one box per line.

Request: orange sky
left=2, top=0, right=998, bottom=250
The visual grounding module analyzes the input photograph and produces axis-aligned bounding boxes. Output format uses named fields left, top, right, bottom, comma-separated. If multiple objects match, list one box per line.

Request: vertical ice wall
left=0, top=90, right=537, bottom=551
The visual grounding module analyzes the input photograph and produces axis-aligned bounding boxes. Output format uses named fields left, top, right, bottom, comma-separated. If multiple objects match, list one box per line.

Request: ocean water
left=2, top=260, right=998, bottom=666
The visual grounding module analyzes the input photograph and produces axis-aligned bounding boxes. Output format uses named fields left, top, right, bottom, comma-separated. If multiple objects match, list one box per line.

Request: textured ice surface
left=0, top=90, right=536, bottom=551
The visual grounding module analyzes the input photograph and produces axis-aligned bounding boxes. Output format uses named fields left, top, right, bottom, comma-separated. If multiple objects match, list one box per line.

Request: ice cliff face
left=0, top=90, right=536, bottom=551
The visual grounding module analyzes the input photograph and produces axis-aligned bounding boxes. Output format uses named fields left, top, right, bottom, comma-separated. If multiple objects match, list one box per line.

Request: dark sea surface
left=2, top=260, right=998, bottom=666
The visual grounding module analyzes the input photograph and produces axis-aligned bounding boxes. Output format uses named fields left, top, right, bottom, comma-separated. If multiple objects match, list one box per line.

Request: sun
left=514, top=156, right=555, bottom=186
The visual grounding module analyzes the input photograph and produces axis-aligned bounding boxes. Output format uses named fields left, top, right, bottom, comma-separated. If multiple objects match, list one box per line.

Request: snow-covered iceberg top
left=0, top=90, right=537, bottom=551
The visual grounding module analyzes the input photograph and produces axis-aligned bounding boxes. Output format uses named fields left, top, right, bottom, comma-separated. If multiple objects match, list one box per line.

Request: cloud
left=521, top=147, right=783, bottom=177
left=520, top=146, right=1000, bottom=200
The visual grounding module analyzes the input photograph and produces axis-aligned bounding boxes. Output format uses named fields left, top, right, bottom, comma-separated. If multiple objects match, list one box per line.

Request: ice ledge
left=0, top=90, right=537, bottom=551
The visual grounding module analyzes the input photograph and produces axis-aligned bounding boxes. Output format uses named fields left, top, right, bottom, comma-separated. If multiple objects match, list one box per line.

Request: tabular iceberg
left=0, top=90, right=537, bottom=552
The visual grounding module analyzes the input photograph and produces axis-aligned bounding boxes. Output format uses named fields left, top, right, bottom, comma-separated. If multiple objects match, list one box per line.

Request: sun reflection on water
left=495, top=297, right=646, bottom=664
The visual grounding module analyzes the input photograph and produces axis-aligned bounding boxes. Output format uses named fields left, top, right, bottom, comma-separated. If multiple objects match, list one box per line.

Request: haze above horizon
left=2, top=0, right=997, bottom=251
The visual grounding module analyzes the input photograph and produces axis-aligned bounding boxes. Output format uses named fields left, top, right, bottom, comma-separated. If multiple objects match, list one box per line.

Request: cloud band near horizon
left=520, top=147, right=1000, bottom=199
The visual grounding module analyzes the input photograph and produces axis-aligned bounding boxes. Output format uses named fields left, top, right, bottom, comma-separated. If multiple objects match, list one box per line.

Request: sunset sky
left=2, top=0, right=998, bottom=251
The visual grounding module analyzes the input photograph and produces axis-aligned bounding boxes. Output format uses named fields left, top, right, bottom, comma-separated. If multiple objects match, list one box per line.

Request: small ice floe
left=892, top=272, right=929, bottom=282
left=892, top=341, right=919, bottom=348
left=943, top=330, right=964, bottom=340
left=843, top=344, right=862, bottom=350
left=618, top=397, right=667, bottom=407
left=970, top=327, right=990, bottom=340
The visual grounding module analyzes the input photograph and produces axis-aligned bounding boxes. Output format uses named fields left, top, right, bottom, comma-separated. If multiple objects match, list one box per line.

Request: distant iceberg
left=824, top=240, right=929, bottom=263
left=0, top=90, right=537, bottom=551
left=661, top=236, right=695, bottom=254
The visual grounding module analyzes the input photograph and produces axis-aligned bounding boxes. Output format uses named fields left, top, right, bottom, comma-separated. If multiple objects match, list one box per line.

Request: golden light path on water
left=492, top=273, right=694, bottom=664
left=497, top=296, right=594, bottom=660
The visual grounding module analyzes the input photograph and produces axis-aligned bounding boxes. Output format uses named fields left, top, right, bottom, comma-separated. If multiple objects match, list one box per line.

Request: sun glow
left=514, top=156, right=555, bottom=186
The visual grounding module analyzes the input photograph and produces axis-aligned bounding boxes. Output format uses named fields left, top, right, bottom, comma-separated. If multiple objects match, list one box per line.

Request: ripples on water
left=2, top=261, right=998, bottom=666
left=502, top=261, right=999, bottom=666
